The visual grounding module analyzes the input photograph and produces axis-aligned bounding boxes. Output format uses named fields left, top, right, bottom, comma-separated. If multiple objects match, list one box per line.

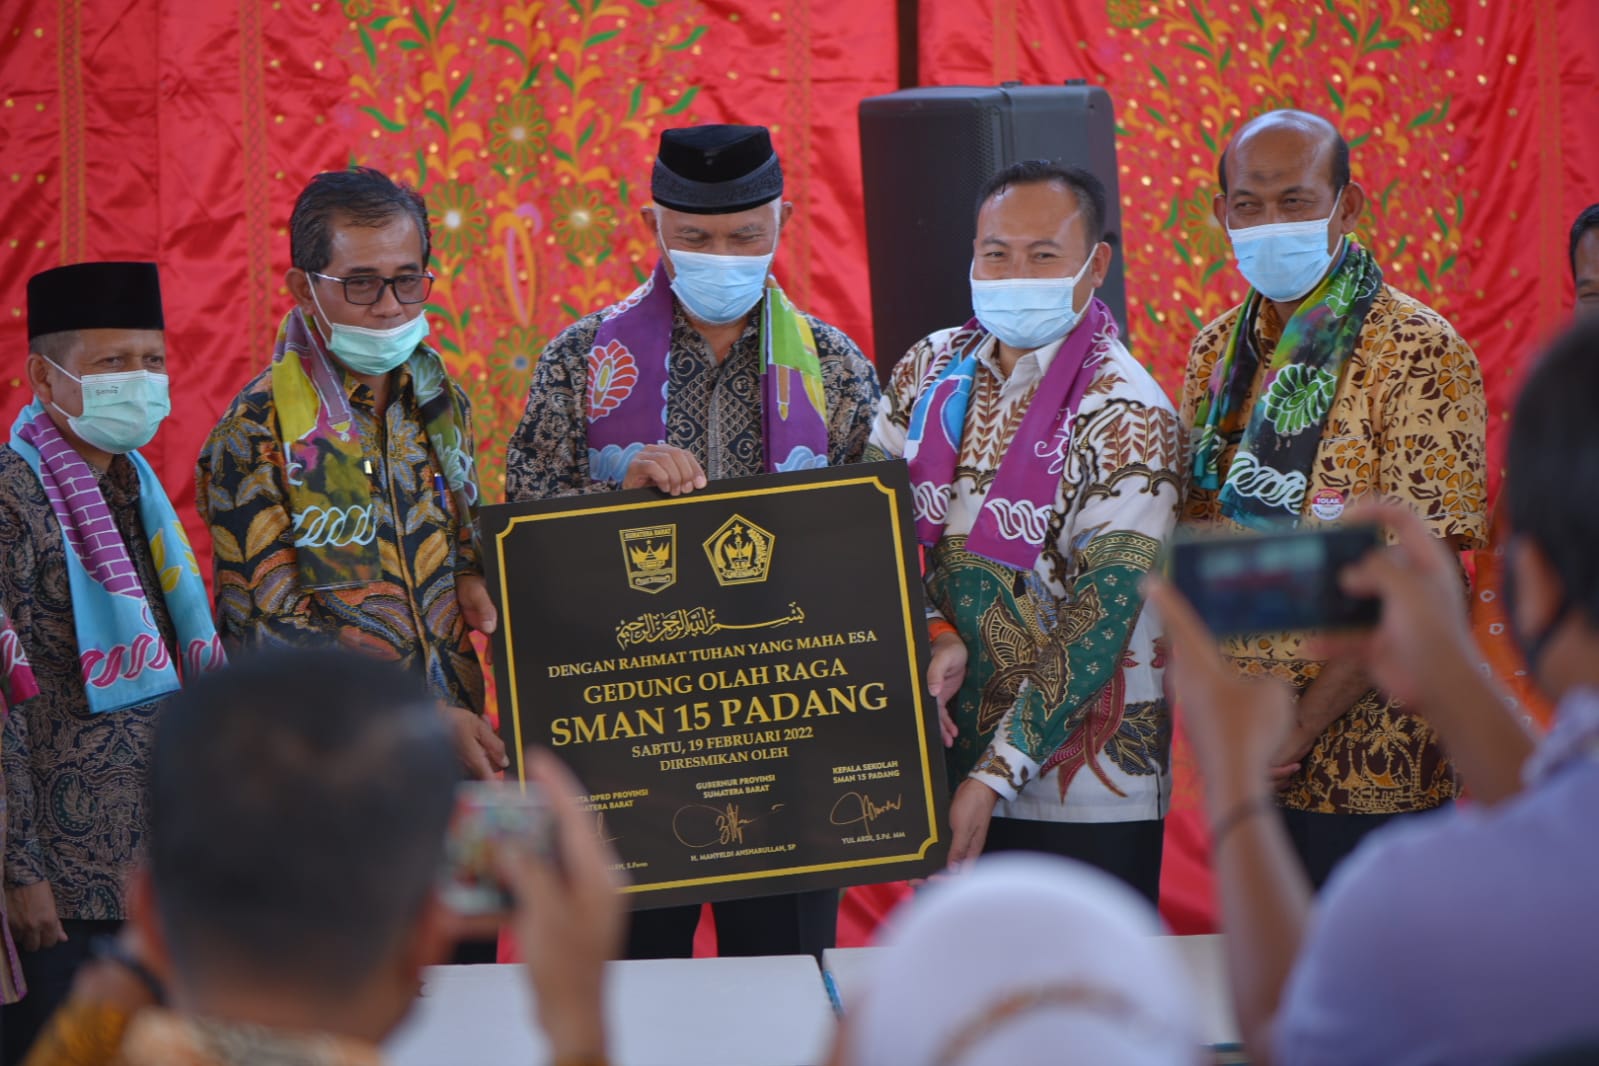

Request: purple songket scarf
left=584, top=261, right=830, bottom=482
left=904, top=298, right=1118, bottom=570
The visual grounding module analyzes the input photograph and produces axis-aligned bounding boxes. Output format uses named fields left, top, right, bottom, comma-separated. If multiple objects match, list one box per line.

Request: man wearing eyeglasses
left=196, top=167, right=507, bottom=786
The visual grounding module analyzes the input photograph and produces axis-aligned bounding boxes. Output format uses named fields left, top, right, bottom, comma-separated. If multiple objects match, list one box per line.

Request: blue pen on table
left=434, top=473, right=450, bottom=514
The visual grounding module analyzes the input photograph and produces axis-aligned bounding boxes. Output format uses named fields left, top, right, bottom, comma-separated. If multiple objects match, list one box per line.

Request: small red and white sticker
left=1310, top=488, right=1346, bottom=521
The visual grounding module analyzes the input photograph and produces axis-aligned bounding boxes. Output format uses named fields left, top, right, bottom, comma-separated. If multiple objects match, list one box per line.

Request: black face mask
left=1503, top=535, right=1570, bottom=678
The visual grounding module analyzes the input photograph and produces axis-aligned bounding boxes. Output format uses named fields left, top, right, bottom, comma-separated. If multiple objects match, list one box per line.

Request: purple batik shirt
left=1274, top=687, right=1599, bottom=1065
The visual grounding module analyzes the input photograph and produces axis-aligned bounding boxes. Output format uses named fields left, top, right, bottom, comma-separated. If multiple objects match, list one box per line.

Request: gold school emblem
left=703, top=514, right=774, bottom=586
left=619, top=524, right=677, bottom=594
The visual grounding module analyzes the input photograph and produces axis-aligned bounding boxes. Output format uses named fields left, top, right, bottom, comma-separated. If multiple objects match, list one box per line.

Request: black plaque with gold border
left=481, top=461, right=950, bottom=909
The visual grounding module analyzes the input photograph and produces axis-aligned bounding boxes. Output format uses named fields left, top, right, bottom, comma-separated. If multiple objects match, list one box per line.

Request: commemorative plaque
left=481, top=461, right=950, bottom=909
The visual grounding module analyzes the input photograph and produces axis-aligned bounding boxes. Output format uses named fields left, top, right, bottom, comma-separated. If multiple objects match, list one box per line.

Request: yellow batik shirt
left=1179, top=282, right=1488, bottom=815
left=117, top=1010, right=384, bottom=1066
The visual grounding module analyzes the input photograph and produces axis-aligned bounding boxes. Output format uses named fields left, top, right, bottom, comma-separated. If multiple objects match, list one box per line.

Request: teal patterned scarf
left=1190, top=239, right=1382, bottom=529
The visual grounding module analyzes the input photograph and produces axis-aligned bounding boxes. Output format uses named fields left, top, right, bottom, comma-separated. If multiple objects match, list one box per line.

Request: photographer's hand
left=1144, top=573, right=1309, bottom=1060
left=499, top=749, right=625, bottom=1065
left=1317, top=502, right=1534, bottom=803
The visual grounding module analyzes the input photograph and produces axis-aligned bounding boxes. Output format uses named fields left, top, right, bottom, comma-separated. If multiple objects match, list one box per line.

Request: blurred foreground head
left=1504, top=316, right=1599, bottom=682
left=842, top=855, right=1199, bottom=1066
left=145, top=649, right=457, bottom=1017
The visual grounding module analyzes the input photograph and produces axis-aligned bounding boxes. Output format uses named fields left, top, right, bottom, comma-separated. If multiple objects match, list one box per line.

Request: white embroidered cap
left=841, top=854, right=1201, bottom=1066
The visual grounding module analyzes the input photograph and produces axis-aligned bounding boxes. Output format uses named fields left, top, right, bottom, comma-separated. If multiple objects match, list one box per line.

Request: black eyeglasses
left=311, top=271, right=435, bottom=306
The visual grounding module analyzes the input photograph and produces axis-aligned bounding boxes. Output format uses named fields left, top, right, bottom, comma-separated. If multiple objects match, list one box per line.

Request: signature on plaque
left=672, top=802, right=787, bottom=848
left=829, top=791, right=904, bottom=837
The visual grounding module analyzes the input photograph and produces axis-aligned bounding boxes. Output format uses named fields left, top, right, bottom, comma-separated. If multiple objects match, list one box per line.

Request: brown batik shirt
left=0, top=446, right=170, bottom=920
left=1180, top=283, right=1488, bottom=815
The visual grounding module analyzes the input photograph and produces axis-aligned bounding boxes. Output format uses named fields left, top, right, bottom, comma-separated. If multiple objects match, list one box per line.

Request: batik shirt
left=0, top=447, right=170, bottom=921
left=116, top=1010, right=385, bottom=1066
left=0, top=607, right=31, bottom=1001
left=869, top=330, right=1182, bottom=823
left=195, top=363, right=484, bottom=713
left=503, top=296, right=880, bottom=498
left=1180, top=283, right=1488, bottom=815
left=20, top=999, right=131, bottom=1065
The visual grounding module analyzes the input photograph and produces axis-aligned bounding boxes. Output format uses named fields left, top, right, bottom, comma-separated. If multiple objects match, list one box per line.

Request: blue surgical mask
left=45, top=358, right=171, bottom=454
left=970, top=249, right=1098, bottom=351
left=657, top=211, right=777, bottom=326
left=1227, top=190, right=1344, bottom=302
left=665, top=249, right=773, bottom=326
left=309, top=284, right=429, bottom=375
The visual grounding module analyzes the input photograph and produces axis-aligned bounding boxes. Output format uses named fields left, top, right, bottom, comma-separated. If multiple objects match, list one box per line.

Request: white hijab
left=841, top=854, right=1201, bottom=1066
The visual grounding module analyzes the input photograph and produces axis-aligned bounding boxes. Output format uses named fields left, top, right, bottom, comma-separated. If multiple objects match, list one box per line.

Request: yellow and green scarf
left=1190, top=239, right=1382, bottom=529
left=269, top=307, right=479, bottom=590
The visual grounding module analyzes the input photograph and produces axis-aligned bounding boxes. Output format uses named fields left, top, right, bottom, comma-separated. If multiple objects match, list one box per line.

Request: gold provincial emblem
left=702, top=514, right=775, bottom=586
left=619, top=524, right=677, bottom=594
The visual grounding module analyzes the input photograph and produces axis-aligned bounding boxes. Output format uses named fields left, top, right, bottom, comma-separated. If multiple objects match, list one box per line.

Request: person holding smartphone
left=21, top=650, right=625, bottom=1066
left=1147, top=316, right=1599, bottom=1064
left=1468, top=203, right=1599, bottom=731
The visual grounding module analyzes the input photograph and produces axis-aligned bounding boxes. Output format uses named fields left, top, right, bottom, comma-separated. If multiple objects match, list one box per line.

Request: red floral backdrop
left=1, top=0, right=1595, bottom=940
left=920, top=0, right=1599, bottom=934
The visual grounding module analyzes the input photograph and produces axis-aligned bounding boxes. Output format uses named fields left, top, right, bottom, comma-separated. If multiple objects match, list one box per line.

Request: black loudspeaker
left=858, top=82, right=1127, bottom=375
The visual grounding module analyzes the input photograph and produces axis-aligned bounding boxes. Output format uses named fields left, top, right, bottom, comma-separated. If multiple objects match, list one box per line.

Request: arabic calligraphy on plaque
left=613, top=602, right=807, bottom=650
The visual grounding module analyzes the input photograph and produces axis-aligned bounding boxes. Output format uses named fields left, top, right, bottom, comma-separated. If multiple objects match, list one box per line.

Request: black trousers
left=982, top=816, right=1165, bottom=907
left=625, top=890, right=838, bottom=961
left=2, top=917, right=121, bottom=1065
left=1280, top=806, right=1445, bottom=891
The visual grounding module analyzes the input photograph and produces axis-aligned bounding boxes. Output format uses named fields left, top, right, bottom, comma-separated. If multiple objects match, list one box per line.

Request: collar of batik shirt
left=973, top=331, right=1070, bottom=395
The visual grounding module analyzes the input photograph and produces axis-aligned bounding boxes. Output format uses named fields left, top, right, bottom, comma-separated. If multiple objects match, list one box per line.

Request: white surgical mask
left=309, top=283, right=429, bottom=376
left=970, top=248, right=1098, bottom=351
left=657, top=206, right=778, bottom=325
left=1227, top=190, right=1344, bottom=302
left=45, top=357, right=171, bottom=453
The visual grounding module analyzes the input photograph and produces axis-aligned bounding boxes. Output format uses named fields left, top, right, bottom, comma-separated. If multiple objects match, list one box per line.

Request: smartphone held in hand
left=440, top=781, right=554, bottom=917
left=1165, top=524, right=1383, bottom=638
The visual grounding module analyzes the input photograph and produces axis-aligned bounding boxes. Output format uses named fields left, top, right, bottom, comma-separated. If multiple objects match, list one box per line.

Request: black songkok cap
left=27, top=261, right=165, bottom=340
left=652, top=125, right=784, bottom=215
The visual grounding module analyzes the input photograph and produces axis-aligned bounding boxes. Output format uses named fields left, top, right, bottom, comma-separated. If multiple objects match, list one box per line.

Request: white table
left=818, top=946, right=878, bottom=1016
left=1167, top=934, right=1242, bottom=1052
left=823, top=934, right=1242, bottom=1051
left=386, top=957, right=836, bottom=1066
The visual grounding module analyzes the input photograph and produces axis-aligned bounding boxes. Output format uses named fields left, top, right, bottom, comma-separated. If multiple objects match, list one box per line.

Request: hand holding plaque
left=620, top=443, right=707, bottom=496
